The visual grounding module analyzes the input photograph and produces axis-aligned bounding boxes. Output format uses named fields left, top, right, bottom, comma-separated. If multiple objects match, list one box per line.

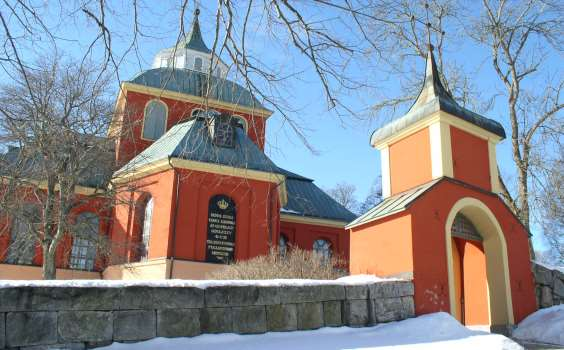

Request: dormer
left=372, top=47, right=506, bottom=198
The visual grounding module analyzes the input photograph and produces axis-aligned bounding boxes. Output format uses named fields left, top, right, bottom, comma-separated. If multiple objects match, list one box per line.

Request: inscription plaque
left=205, top=194, right=236, bottom=263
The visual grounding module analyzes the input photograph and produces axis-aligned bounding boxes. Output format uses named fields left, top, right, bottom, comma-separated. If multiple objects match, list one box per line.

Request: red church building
left=0, top=11, right=537, bottom=330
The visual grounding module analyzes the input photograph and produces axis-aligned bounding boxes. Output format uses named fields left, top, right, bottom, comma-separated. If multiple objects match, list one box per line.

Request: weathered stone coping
left=0, top=280, right=415, bottom=349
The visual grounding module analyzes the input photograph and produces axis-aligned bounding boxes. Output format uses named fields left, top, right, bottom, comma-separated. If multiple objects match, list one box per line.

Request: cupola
left=372, top=47, right=506, bottom=198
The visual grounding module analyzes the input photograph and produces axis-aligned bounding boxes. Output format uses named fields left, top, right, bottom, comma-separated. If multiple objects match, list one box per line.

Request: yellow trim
left=488, top=141, right=501, bottom=193
left=113, top=157, right=288, bottom=206
left=373, top=111, right=503, bottom=150
left=280, top=214, right=347, bottom=228
left=0, top=176, right=104, bottom=196
left=445, top=197, right=515, bottom=326
left=122, top=82, right=273, bottom=118
left=140, top=99, right=169, bottom=142
left=380, top=146, right=391, bottom=198
left=429, top=121, right=454, bottom=178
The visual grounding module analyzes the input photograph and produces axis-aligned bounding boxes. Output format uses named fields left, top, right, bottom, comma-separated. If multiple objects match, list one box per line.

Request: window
left=140, top=197, right=154, bottom=260
left=6, top=204, right=40, bottom=265
left=212, top=117, right=235, bottom=148
left=313, top=239, right=332, bottom=261
left=451, top=214, right=482, bottom=242
left=142, top=100, right=167, bottom=140
left=279, top=235, right=288, bottom=256
left=194, top=57, right=203, bottom=71
left=232, top=115, right=248, bottom=132
left=70, top=212, right=99, bottom=271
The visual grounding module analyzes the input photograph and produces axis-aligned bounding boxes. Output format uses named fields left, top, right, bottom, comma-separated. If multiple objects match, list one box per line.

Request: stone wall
left=0, top=280, right=415, bottom=349
left=532, top=262, right=564, bottom=309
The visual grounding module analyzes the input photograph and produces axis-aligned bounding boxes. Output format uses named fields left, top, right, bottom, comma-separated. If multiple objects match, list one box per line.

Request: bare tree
left=471, top=0, right=563, bottom=237
left=0, top=56, right=129, bottom=279
left=358, top=179, right=382, bottom=215
left=326, top=182, right=359, bottom=214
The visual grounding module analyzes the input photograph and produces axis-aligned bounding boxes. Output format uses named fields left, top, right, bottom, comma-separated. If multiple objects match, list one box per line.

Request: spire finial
left=424, top=2, right=433, bottom=54
left=195, top=8, right=200, bottom=17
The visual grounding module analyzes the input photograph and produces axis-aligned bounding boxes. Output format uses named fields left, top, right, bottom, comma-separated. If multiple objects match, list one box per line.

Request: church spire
left=183, top=8, right=211, bottom=54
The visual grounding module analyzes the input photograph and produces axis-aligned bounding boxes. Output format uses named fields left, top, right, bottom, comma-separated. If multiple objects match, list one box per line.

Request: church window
left=139, top=196, right=154, bottom=260
left=69, top=212, right=99, bottom=271
left=6, top=204, right=40, bottom=265
left=232, top=115, right=248, bottom=133
left=279, top=235, right=288, bottom=256
left=142, top=100, right=167, bottom=140
left=313, top=239, right=332, bottom=261
left=194, top=57, right=203, bottom=71
left=212, top=116, right=235, bottom=148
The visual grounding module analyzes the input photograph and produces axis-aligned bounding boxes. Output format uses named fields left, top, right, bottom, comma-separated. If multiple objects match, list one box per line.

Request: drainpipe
left=168, top=156, right=181, bottom=279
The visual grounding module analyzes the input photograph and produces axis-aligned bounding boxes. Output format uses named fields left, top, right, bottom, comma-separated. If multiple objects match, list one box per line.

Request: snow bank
left=512, top=304, right=564, bottom=346
left=98, top=312, right=522, bottom=350
left=0, top=274, right=397, bottom=289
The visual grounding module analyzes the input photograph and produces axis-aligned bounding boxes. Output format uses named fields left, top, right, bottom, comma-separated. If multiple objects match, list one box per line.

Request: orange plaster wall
left=408, top=180, right=536, bottom=323
left=280, top=220, right=349, bottom=262
left=115, top=91, right=267, bottom=165
left=348, top=213, right=413, bottom=277
left=389, top=128, right=432, bottom=195
left=170, top=168, right=280, bottom=263
left=450, top=126, right=491, bottom=191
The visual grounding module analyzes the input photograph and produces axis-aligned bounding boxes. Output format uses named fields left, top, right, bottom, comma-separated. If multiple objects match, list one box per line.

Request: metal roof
left=182, top=9, right=211, bottom=54
left=128, top=68, right=267, bottom=110
left=280, top=171, right=357, bottom=223
left=370, top=49, right=505, bottom=146
left=117, top=119, right=280, bottom=175
left=346, top=179, right=441, bottom=229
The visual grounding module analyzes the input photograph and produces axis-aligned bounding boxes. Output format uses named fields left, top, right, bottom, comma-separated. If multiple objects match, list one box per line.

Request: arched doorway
left=445, top=197, right=514, bottom=327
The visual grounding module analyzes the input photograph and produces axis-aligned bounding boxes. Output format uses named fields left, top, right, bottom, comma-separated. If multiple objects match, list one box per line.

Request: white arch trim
left=444, top=197, right=514, bottom=325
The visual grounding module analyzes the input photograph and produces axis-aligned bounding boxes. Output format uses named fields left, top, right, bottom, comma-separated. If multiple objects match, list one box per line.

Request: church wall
left=115, top=91, right=267, bottom=165
left=279, top=220, right=349, bottom=262
left=389, top=127, right=432, bottom=195
left=170, top=168, right=280, bottom=263
left=348, top=212, right=413, bottom=278
left=450, top=126, right=491, bottom=191
left=408, top=180, right=536, bottom=324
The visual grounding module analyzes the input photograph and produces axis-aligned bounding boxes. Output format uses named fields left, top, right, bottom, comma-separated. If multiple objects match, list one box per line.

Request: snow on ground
left=0, top=274, right=397, bottom=289
left=512, top=305, right=564, bottom=346
left=99, top=312, right=522, bottom=350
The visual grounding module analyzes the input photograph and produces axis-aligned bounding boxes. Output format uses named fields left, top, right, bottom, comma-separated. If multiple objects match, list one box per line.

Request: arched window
left=194, top=57, right=203, bottom=71
left=191, top=108, right=219, bottom=120
left=140, top=196, right=154, bottom=260
left=279, top=235, right=288, bottom=256
left=451, top=214, right=482, bottom=242
left=142, top=100, right=167, bottom=140
left=313, top=239, right=332, bottom=261
left=6, top=204, right=40, bottom=265
left=70, top=212, right=99, bottom=271
left=232, top=115, right=248, bottom=132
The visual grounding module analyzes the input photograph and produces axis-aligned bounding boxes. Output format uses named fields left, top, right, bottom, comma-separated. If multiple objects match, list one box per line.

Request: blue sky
left=3, top=2, right=560, bottom=250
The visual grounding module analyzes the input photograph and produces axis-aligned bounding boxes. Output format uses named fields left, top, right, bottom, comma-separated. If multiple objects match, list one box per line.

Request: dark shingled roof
left=182, top=9, right=211, bottom=54
left=370, top=49, right=506, bottom=146
left=128, top=68, right=267, bottom=111
left=279, top=167, right=357, bottom=223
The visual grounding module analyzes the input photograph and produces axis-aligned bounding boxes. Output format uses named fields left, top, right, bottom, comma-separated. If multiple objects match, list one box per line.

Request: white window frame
left=69, top=212, right=99, bottom=271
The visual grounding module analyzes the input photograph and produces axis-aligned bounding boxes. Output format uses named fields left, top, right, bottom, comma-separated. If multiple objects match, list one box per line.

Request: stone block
left=113, top=310, right=156, bottom=341
left=152, top=287, right=204, bottom=309
left=296, top=303, right=323, bottom=330
left=201, top=307, right=233, bottom=333
left=553, top=278, right=564, bottom=298
left=319, top=285, right=346, bottom=301
left=69, top=288, right=120, bottom=311
left=119, top=287, right=154, bottom=310
left=279, top=286, right=324, bottom=304
left=6, top=312, right=57, bottom=347
left=29, top=288, right=73, bottom=311
left=533, top=264, right=553, bottom=285
left=232, top=306, right=267, bottom=334
left=20, top=343, right=85, bottom=350
left=540, top=286, right=554, bottom=308
left=58, top=311, right=112, bottom=343
left=266, top=304, right=297, bottom=332
left=344, top=300, right=369, bottom=327
left=345, top=285, right=369, bottom=300
left=370, top=281, right=414, bottom=299
left=323, top=301, right=342, bottom=327
left=0, top=288, right=32, bottom=312
left=373, top=297, right=413, bottom=323
left=0, top=312, right=5, bottom=349
left=205, top=286, right=279, bottom=307
left=157, top=309, right=200, bottom=338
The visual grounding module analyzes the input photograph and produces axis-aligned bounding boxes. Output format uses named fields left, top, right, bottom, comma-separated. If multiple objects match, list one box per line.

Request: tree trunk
left=42, top=244, right=57, bottom=280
